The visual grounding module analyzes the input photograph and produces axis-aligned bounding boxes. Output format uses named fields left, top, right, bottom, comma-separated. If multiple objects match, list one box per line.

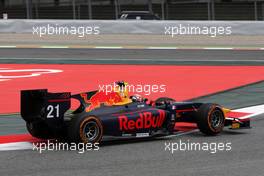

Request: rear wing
left=21, top=89, right=71, bottom=127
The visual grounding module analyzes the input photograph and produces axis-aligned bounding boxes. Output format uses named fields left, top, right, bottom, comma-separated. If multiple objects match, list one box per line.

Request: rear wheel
left=68, top=116, right=103, bottom=144
left=196, top=103, right=225, bottom=135
left=26, top=121, right=53, bottom=139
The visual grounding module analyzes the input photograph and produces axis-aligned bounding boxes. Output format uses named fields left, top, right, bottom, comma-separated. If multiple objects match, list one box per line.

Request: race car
left=20, top=81, right=250, bottom=144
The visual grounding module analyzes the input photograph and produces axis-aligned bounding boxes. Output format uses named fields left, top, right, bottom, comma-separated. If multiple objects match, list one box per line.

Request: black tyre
left=68, top=115, right=103, bottom=144
left=26, top=121, right=53, bottom=139
left=196, top=103, right=225, bottom=135
left=155, top=97, right=175, bottom=106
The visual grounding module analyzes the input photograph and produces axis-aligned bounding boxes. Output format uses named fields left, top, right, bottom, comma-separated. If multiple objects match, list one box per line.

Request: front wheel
left=196, top=103, right=225, bottom=135
left=68, top=116, right=103, bottom=144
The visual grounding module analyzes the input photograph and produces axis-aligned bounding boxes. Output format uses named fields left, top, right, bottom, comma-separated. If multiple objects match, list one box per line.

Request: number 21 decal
left=47, top=104, right=60, bottom=118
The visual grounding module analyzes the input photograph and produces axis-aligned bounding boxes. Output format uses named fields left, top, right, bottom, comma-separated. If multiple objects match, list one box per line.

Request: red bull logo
left=118, top=110, right=166, bottom=131
left=81, top=91, right=123, bottom=112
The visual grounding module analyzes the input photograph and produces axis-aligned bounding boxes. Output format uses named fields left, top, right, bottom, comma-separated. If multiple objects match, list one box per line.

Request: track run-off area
left=1, top=64, right=264, bottom=114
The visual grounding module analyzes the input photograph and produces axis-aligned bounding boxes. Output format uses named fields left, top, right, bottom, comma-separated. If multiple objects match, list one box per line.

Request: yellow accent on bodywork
left=231, top=123, right=240, bottom=129
left=114, top=99, right=132, bottom=105
left=222, top=108, right=231, bottom=118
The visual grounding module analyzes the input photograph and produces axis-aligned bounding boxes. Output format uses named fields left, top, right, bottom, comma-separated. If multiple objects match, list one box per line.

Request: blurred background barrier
left=1, top=0, right=263, bottom=47
left=0, top=0, right=264, bottom=21
left=0, top=20, right=264, bottom=35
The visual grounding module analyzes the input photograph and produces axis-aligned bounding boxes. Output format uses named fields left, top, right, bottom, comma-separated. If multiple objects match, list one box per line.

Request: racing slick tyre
left=68, top=115, right=103, bottom=144
left=26, top=121, right=54, bottom=139
left=196, top=103, right=225, bottom=135
left=155, top=97, right=175, bottom=106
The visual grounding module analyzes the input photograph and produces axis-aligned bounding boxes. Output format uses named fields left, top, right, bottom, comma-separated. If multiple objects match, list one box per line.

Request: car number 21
left=47, top=104, right=60, bottom=118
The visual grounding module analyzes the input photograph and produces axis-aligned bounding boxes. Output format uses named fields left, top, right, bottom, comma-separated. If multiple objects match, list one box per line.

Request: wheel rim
left=210, top=110, right=223, bottom=129
left=83, top=121, right=99, bottom=141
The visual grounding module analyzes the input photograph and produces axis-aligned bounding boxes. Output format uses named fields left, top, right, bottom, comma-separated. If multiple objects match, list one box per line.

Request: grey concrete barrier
left=0, top=19, right=263, bottom=35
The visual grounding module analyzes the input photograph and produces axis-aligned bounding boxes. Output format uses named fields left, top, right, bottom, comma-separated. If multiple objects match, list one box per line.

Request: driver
left=130, top=94, right=143, bottom=102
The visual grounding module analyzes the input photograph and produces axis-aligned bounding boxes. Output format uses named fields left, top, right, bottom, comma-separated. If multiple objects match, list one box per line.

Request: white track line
left=203, top=47, right=234, bottom=50
left=231, top=104, right=264, bottom=119
left=0, top=45, right=16, bottom=48
left=0, top=142, right=33, bottom=151
left=147, top=47, right=178, bottom=50
left=94, top=46, right=123, bottom=49
left=0, top=45, right=263, bottom=50
left=41, top=46, right=69, bottom=48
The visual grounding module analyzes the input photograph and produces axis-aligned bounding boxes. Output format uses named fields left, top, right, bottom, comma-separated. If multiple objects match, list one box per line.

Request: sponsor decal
left=136, top=133, right=150, bottom=137
left=81, top=91, right=122, bottom=112
left=121, top=133, right=133, bottom=137
left=118, top=110, right=165, bottom=131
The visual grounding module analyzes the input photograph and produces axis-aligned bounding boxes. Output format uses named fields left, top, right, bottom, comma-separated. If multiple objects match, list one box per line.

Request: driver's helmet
left=115, top=81, right=129, bottom=99
left=130, top=94, right=143, bottom=102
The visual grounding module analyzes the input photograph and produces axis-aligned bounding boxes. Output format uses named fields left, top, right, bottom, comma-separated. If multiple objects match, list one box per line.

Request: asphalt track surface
left=0, top=48, right=264, bottom=65
left=0, top=116, right=263, bottom=176
left=1, top=48, right=264, bottom=176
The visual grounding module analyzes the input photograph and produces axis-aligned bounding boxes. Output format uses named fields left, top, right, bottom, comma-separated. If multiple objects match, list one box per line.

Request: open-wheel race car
left=21, top=81, right=250, bottom=144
